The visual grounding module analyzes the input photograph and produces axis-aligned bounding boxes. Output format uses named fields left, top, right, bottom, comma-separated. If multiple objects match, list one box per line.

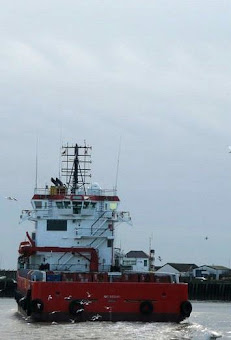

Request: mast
left=73, top=144, right=79, bottom=193
left=61, top=143, right=92, bottom=194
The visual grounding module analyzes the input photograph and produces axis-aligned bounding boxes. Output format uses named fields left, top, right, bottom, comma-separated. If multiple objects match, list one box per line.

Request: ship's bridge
left=21, top=183, right=131, bottom=225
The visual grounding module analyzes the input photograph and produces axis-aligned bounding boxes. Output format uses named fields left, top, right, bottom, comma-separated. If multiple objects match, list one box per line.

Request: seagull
left=76, top=308, right=84, bottom=314
left=86, top=291, right=91, bottom=298
left=48, top=295, right=52, bottom=301
left=19, top=296, right=26, bottom=303
left=158, top=256, right=162, bottom=262
left=5, top=196, right=17, bottom=201
left=205, top=236, right=208, bottom=240
left=91, top=314, right=102, bottom=321
left=228, top=146, right=231, bottom=153
left=49, top=311, right=61, bottom=314
left=64, top=295, right=72, bottom=300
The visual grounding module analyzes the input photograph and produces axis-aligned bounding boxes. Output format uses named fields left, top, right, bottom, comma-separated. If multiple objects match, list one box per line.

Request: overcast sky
left=1, top=1, right=231, bottom=269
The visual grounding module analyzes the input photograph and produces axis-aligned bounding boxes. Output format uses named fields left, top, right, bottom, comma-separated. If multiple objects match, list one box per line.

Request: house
left=122, top=251, right=150, bottom=272
left=193, top=265, right=231, bottom=280
left=155, top=263, right=198, bottom=277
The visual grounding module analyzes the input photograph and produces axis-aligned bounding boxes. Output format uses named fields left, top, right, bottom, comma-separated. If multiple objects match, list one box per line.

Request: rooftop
left=200, top=265, right=231, bottom=271
left=166, top=263, right=198, bottom=272
left=126, top=251, right=149, bottom=259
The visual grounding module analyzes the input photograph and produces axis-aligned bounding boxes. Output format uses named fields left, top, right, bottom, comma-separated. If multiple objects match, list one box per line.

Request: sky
left=1, top=1, right=231, bottom=269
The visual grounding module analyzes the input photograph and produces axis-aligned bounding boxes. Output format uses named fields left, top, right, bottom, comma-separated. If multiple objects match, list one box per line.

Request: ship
left=15, top=142, right=192, bottom=322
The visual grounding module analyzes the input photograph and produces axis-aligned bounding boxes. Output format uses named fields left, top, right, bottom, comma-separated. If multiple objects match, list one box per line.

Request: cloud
left=1, top=1, right=231, bottom=268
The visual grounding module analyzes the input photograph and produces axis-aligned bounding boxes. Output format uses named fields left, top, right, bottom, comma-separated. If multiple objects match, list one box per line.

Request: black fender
left=30, top=299, right=44, bottom=313
left=14, top=290, right=22, bottom=303
left=69, top=300, right=84, bottom=316
left=18, top=296, right=27, bottom=310
left=139, top=300, right=153, bottom=315
left=180, top=300, right=192, bottom=317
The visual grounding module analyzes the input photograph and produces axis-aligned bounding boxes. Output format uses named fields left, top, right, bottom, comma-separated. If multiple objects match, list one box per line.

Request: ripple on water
left=0, top=299, right=230, bottom=340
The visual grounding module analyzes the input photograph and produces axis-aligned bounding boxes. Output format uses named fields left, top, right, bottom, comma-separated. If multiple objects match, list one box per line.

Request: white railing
left=34, top=187, right=50, bottom=195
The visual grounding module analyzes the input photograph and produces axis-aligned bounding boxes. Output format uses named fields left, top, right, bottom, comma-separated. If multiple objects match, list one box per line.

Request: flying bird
left=5, top=196, right=17, bottom=201
left=64, top=295, right=72, bottom=300
left=91, top=314, right=102, bottom=321
left=76, top=308, right=84, bottom=314
left=158, top=256, right=162, bottom=262
left=205, top=236, right=208, bottom=240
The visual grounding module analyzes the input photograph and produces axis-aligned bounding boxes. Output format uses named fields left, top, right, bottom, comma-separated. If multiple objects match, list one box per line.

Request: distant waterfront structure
left=193, top=265, right=231, bottom=280
left=156, top=263, right=198, bottom=278
left=121, top=251, right=150, bottom=272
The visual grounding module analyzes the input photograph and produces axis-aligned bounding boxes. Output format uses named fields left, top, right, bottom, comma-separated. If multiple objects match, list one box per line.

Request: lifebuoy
left=30, top=299, right=44, bottom=313
left=69, top=300, right=84, bottom=316
left=139, top=300, right=153, bottom=315
left=180, top=300, right=192, bottom=317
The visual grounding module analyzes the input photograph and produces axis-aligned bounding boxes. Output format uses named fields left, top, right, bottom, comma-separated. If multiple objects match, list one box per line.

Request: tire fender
left=139, top=300, right=153, bottom=315
left=30, top=299, right=44, bottom=313
left=69, top=300, right=84, bottom=316
left=180, top=300, right=192, bottom=317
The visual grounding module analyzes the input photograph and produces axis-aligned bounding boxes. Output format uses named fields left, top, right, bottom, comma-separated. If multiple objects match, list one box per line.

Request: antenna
left=149, top=233, right=155, bottom=271
left=35, top=135, right=38, bottom=190
left=115, top=136, right=122, bottom=192
left=59, top=126, right=63, bottom=179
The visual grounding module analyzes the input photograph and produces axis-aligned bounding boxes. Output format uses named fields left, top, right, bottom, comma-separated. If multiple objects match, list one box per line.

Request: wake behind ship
left=15, top=142, right=192, bottom=322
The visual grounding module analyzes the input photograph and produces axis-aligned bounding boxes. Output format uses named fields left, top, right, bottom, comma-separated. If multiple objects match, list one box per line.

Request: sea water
left=0, top=298, right=230, bottom=339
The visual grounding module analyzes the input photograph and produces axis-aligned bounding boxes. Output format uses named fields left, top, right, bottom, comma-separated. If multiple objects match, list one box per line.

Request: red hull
left=16, top=274, right=191, bottom=322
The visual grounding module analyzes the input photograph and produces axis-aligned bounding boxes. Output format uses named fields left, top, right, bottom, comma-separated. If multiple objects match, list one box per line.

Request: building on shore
left=121, top=251, right=150, bottom=272
left=193, top=265, right=231, bottom=280
left=155, top=263, right=198, bottom=278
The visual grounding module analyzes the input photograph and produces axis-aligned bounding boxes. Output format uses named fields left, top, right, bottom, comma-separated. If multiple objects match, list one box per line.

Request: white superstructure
left=19, top=143, right=131, bottom=273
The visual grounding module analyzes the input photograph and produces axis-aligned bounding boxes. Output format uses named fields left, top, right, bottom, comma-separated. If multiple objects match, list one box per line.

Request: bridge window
left=73, top=202, right=82, bottom=214
left=34, top=201, right=42, bottom=209
left=64, top=201, right=71, bottom=209
left=56, top=202, right=64, bottom=209
left=83, top=202, right=90, bottom=209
